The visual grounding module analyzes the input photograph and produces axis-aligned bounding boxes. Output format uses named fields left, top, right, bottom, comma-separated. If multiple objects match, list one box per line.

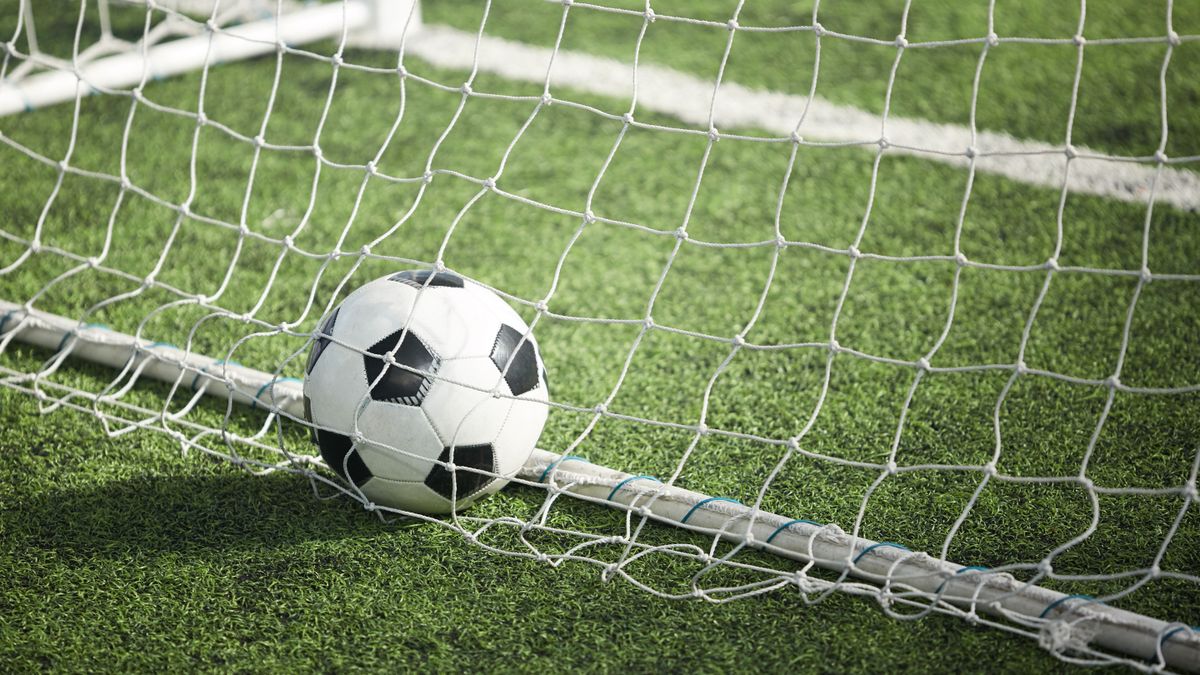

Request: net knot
left=1038, top=619, right=1092, bottom=654
left=602, top=563, right=618, bottom=581
left=987, top=32, right=1000, bottom=47
left=878, top=590, right=894, bottom=609
left=1168, top=30, right=1182, bottom=47
left=894, top=35, right=908, bottom=48
left=1072, top=34, right=1087, bottom=47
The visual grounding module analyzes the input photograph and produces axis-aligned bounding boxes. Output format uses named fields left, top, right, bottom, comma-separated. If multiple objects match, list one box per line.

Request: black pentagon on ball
left=306, top=417, right=372, bottom=487
left=305, top=307, right=340, bottom=374
left=490, top=324, right=540, bottom=396
left=364, top=328, right=439, bottom=405
left=424, top=443, right=497, bottom=501
left=389, top=269, right=465, bottom=289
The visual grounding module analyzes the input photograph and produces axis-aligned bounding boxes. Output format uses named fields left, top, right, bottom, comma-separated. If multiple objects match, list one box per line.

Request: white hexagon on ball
left=303, top=269, right=550, bottom=514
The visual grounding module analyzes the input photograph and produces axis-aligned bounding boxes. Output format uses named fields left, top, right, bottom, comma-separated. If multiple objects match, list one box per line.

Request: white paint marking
left=407, top=26, right=1199, bottom=211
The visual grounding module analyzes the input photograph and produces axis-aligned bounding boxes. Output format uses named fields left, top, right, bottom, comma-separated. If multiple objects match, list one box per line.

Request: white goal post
left=1, top=0, right=1198, bottom=671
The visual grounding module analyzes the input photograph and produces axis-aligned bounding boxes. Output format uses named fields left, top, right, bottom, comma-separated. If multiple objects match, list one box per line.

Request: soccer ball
left=302, top=269, right=550, bottom=514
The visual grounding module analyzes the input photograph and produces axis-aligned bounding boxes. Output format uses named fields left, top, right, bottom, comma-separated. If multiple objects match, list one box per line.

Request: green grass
left=1, top=0, right=1199, bottom=671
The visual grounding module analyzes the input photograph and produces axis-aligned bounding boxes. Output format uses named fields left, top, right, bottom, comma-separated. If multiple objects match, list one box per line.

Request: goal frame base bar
left=1, top=299, right=1196, bottom=672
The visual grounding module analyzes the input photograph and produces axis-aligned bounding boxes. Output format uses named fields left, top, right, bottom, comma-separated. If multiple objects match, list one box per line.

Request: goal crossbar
left=2, top=300, right=1197, bottom=672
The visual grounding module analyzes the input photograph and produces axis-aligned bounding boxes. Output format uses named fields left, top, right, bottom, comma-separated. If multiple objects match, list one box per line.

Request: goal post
left=2, top=0, right=1199, bottom=671
left=0, top=0, right=419, bottom=116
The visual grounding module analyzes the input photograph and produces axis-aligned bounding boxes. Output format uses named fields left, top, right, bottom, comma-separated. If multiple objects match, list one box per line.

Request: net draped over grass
left=1, top=0, right=1198, bottom=671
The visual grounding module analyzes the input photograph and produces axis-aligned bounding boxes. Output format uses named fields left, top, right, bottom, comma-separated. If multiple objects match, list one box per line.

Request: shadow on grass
left=2, top=468, right=393, bottom=559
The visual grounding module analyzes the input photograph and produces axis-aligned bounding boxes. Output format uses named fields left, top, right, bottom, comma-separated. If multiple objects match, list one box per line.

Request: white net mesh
left=1, top=0, right=1198, bottom=669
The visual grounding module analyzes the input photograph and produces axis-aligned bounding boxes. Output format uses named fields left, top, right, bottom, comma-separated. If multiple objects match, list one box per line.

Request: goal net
left=1, top=0, right=1198, bottom=669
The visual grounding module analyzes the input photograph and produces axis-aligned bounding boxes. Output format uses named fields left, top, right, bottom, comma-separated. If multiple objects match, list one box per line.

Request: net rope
left=1, top=1, right=1198, bottom=670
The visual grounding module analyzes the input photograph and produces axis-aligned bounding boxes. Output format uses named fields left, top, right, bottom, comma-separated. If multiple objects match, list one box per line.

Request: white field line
left=407, top=25, right=1200, bottom=212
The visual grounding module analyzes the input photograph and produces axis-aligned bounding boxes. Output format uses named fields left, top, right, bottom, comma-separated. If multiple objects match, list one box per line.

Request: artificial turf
left=1, top=0, right=1198, bottom=671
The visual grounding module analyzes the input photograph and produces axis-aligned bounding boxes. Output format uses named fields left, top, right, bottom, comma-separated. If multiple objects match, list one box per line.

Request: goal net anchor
left=2, top=301, right=1196, bottom=671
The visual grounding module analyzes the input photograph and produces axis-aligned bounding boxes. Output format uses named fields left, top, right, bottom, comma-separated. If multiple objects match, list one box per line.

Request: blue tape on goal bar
left=605, top=475, right=661, bottom=502
left=851, top=541, right=911, bottom=565
left=537, top=455, right=590, bottom=483
left=680, top=497, right=743, bottom=524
